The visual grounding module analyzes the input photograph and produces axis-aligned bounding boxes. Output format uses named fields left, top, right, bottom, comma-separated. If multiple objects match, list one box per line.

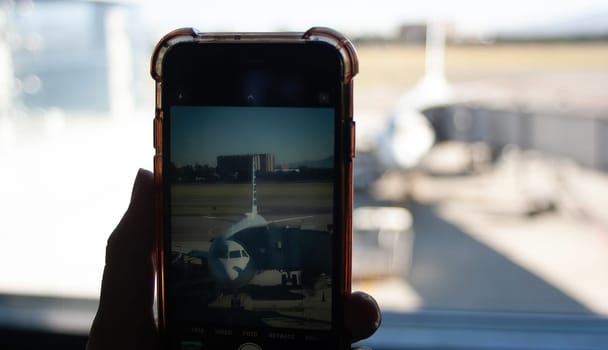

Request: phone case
left=151, top=27, right=358, bottom=346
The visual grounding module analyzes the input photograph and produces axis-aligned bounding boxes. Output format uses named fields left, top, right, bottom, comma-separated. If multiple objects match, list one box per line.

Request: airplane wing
left=201, top=216, right=239, bottom=223
left=187, top=249, right=209, bottom=259
left=267, top=216, right=313, bottom=224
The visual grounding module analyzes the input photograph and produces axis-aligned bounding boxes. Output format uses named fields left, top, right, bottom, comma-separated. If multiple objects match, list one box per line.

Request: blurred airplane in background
left=355, top=22, right=454, bottom=190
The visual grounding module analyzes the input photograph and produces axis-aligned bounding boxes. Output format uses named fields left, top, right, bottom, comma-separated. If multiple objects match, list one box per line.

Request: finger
left=345, top=291, right=382, bottom=343
left=88, top=169, right=158, bottom=350
left=106, top=168, right=155, bottom=267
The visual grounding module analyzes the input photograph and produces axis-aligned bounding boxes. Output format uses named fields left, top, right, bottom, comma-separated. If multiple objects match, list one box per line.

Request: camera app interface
left=168, top=106, right=334, bottom=331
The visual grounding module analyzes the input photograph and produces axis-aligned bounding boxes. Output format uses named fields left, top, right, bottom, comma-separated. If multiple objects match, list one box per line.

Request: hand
left=87, top=169, right=381, bottom=350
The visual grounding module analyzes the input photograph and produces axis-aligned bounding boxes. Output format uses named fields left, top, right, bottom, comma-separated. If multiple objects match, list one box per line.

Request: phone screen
left=159, top=41, right=350, bottom=350
left=169, top=105, right=335, bottom=326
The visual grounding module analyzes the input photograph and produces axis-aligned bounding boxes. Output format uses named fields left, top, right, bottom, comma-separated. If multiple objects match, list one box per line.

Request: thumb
left=88, top=169, right=158, bottom=350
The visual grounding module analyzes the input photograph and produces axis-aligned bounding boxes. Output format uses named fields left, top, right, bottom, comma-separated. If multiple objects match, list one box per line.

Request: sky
left=143, top=0, right=608, bottom=38
left=170, top=106, right=334, bottom=167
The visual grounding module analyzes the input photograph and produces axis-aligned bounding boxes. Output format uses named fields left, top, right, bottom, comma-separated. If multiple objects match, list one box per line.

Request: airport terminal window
left=1, top=1, right=608, bottom=349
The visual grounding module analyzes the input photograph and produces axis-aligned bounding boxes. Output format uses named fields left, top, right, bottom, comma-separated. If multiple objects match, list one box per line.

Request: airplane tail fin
left=251, top=156, right=258, bottom=216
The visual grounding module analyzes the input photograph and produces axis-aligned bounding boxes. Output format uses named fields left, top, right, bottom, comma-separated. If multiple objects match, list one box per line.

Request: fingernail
left=131, top=168, right=153, bottom=203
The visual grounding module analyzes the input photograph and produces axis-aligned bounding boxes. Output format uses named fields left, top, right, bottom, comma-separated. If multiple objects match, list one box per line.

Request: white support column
left=104, top=5, right=134, bottom=119
left=0, top=10, right=14, bottom=117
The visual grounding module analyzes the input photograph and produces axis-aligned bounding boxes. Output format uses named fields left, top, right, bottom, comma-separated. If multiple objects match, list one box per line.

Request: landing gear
left=281, top=272, right=299, bottom=287
left=290, top=273, right=298, bottom=286
left=231, top=294, right=242, bottom=309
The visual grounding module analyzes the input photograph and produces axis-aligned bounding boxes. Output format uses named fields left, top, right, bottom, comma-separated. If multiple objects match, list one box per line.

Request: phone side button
left=238, top=342, right=262, bottom=350
left=154, top=117, right=162, bottom=149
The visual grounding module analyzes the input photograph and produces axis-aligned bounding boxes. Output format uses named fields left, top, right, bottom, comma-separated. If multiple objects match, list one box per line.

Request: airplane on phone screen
left=175, top=157, right=332, bottom=291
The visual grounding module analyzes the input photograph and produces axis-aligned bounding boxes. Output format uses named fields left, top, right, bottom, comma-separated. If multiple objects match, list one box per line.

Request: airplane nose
left=225, top=261, right=241, bottom=281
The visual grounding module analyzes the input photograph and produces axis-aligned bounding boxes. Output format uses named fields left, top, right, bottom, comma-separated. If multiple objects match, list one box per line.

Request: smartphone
left=151, top=27, right=357, bottom=350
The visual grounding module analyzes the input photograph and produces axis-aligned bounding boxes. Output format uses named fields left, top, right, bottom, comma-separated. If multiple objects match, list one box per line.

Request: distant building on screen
left=217, top=153, right=275, bottom=175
